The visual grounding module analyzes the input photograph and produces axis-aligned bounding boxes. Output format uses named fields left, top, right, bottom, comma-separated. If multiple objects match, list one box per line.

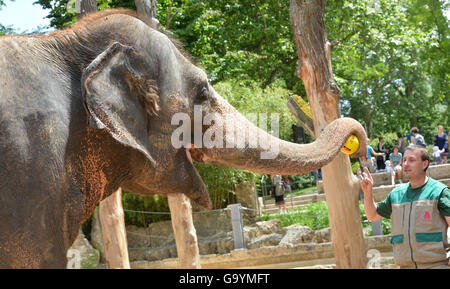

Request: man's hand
left=360, top=167, right=382, bottom=222
left=360, top=167, right=374, bottom=195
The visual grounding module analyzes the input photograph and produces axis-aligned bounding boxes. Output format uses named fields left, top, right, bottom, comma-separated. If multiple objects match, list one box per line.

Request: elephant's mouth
left=186, top=145, right=209, bottom=164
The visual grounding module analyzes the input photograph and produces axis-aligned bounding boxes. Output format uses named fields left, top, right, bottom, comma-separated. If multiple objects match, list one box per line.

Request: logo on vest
left=422, top=211, right=432, bottom=222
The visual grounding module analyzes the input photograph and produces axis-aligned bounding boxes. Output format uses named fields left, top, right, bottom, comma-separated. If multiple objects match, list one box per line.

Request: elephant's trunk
left=190, top=91, right=367, bottom=175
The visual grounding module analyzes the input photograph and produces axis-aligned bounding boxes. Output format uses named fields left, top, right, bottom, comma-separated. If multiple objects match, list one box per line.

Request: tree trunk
left=136, top=0, right=201, bottom=269
left=99, top=188, right=131, bottom=269
left=135, top=0, right=159, bottom=27
left=76, top=0, right=97, bottom=19
left=290, top=0, right=368, bottom=268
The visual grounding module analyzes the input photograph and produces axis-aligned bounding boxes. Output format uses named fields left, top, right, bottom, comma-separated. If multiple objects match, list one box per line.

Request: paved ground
left=240, top=251, right=397, bottom=269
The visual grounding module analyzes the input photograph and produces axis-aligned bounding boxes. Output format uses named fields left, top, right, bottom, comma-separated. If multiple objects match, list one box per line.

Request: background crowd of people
left=358, top=125, right=449, bottom=184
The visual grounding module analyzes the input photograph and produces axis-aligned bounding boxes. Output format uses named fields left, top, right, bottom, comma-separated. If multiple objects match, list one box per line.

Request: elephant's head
left=80, top=12, right=367, bottom=210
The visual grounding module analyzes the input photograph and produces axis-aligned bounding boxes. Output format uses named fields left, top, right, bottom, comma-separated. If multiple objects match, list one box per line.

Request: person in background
left=389, top=146, right=403, bottom=185
left=411, top=127, right=426, bottom=148
left=434, top=125, right=448, bottom=164
left=376, top=136, right=389, bottom=171
left=397, top=132, right=406, bottom=155
left=271, top=174, right=287, bottom=214
left=432, top=146, right=442, bottom=164
left=283, top=176, right=291, bottom=193
left=407, top=130, right=414, bottom=145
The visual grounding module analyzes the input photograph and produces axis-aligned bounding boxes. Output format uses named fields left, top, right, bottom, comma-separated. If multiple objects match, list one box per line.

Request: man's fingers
left=364, top=167, right=373, bottom=182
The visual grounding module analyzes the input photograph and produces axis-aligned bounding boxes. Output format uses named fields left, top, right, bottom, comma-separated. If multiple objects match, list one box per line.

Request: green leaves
left=327, top=0, right=448, bottom=138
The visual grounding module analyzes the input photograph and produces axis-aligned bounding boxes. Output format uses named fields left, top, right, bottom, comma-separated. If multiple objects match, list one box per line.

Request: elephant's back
left=0, top=37, right=74, bottom=198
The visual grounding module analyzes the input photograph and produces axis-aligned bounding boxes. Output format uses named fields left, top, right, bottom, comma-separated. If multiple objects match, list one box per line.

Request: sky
left=0, top=0, right=52, bottom=33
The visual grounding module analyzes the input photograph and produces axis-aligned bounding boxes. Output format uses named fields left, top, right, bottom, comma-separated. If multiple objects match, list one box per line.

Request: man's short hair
left=405, top=144, right=430, bottom=171
left=411, top=127, right=419, bottom=134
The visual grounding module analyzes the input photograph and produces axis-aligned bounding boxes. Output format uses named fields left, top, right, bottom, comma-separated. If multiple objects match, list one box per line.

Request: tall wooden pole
left=289, top=0, right=367, bottom=268
left=99, top=188, right=131, bottom=269
left=167, top=193, right=201, bottom=268
left=76, top=0, right=97, bottom=20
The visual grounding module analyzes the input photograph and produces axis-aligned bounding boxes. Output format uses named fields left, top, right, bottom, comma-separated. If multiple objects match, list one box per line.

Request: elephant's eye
left=199, top=86, right=209, bottom=100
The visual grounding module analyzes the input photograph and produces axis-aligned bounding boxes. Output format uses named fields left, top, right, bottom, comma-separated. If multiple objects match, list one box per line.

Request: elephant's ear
left=81, top=42, right=156, bottom=165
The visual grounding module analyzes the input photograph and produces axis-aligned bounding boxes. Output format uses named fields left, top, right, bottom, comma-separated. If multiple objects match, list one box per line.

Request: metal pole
left=228, top=203, right=245, bottom=249
left=371, top=220, right=382, bottom=236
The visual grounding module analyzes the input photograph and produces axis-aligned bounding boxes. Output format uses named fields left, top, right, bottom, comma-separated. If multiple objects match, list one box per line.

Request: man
left=361, top=145, right=450, bottom=269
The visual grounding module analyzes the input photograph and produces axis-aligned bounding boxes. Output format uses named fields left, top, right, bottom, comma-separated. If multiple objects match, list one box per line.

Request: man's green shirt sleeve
left=376, top=194, right=392, bottom=219
left=438, top=187, right=450, bottom=216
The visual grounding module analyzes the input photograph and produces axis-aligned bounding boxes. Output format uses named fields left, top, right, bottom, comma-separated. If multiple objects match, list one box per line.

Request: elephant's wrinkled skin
left=0, top=9, right=367, bottom=268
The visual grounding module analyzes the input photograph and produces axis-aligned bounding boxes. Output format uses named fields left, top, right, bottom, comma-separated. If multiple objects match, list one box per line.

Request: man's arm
left=361, top=167, right=383, bottom=222
left=446, top=216, right=450, bottom=265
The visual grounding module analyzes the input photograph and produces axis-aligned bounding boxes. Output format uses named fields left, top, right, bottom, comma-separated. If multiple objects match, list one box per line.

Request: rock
left=243, top=226, right=259, bottom=241
left=215, top=237, right=234, bottom=254
left=235, top=182, right=258, bottom=223
left=244, top=219, right=284, bottom=246
left=255, top=219, right=283, bottom=236
left=279, top=225, right=314, bottom=246
left=145, top=246, right=177, bottom=261
left=312, top=227, right=331, bottom=243
left=67, top=229, right=100, bottom=269
left=247, top=233, right=283, bottom=249
left=198, top=232, right=233, bottom=255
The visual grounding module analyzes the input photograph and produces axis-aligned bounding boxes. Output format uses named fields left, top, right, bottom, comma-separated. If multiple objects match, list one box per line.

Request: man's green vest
left=389, top=178, right=449, bottom=268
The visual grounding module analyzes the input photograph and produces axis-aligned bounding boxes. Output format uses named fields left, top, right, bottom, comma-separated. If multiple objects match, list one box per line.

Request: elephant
left=0, top=9, right=367, bottom=268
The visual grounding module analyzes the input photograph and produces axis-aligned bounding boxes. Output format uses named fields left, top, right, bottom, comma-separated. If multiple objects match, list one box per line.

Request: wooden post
left=135, top=0, right=159, bottom=27
left=167, top=193, right=201, bottom=268
left=99, top=188, right=131, bottom=269
left=76, top=0, right=97, bottom=20
left=290, top=0, right=368, bottom=268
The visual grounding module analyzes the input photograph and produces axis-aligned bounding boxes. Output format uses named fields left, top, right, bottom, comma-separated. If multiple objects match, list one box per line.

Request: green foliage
left=0, top=23, right=13, bottom=35
left=262, top=201, right=330, bottom=229
left=33, top=0, right=135, bottom=29
left=34, top=0, right=449, bottom=137
left=370, top=132, right=399, bottom=153
left=214, top=78, right=298, bottom=141
left=326, top=0, right=449, bottom=138
left=0, top=0, right=12, bottom=35
left=122, top=192, right=170, bottom=226
left=288, top=173, right=315, bottom=191
left=156, top=0, right=300, bottom=93
left=351, top=161, right=361, bottom=174
left=194, top=163, right=257, bottom=209
left=262, top=201, right=392, bottom=235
